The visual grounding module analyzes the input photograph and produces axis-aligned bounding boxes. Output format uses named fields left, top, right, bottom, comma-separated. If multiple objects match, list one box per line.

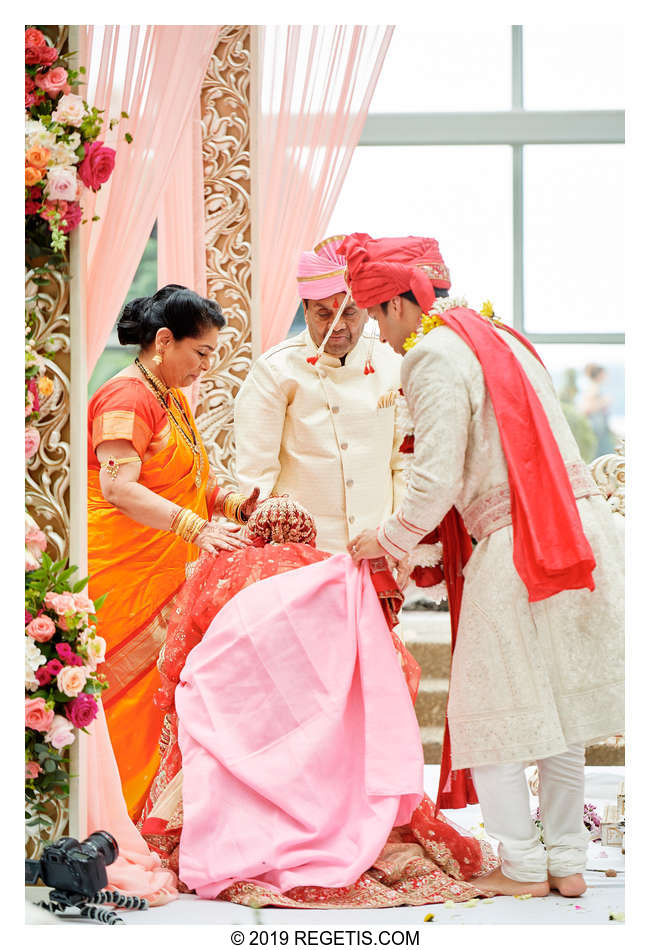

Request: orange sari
left=88, top=377, right=216, bottom=820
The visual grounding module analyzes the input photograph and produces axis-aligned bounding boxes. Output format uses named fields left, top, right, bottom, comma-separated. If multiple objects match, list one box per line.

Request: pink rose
left=25, top=390, right=34, bottom=417
left=34, top=66, right=68, bottom=99
left=25, top=426, right=40, bottom=460
left=26, top=616, right=56, bottom=643
left=44, top=165, right=78, bottom=203
left=51, top=93, right=85, bottom=128
left=25, top=549, right=40, bottom=572
left=73, top=593, right=95, bottom=614
left=25, top=761, right=43, bottom=780
left=25, top=760, right=43, bottom=779
left=56, top=665, right=87, bottom=697
left=66, top=693, right=98, bottom=729
left=44, top=714, right=75, bottom=750
left=49, top=592, right=76, bottom=616
left=46, top=658, right=63, bottom=676
left=25, top=697, right=55, bottom=732
left=78, top=141, right=116, bottom=191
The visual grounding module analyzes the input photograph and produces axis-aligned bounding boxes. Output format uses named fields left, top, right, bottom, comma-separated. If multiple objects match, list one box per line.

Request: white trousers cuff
left=472, top=745, right=589, bottom=882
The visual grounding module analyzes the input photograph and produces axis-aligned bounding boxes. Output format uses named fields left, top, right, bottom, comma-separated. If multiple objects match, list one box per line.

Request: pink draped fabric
left=82, top=703, right=178, bottom=905
left=79, top=26, right=221, bottom=377
left=176, top=554, right=424, bottom=898
left=157, top=97, right=207, bottom=297
left=258, top=26, right=394, bottom=350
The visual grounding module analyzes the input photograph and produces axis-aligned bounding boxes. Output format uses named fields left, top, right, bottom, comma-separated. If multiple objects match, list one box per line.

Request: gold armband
left=100, top=455, right=141, bottom=479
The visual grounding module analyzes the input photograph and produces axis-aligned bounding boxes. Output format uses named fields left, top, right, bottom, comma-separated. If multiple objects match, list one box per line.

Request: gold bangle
left=224, top=492, right=248, bottom=525
left=169, top=506, right=183, bottom=532
left=175, top=509, right=193, bottom=538
left=184, top=514, right=207, bottom=543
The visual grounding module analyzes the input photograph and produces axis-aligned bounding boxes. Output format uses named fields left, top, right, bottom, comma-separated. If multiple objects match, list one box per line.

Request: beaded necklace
left=134, top=357, right=204, bottom=488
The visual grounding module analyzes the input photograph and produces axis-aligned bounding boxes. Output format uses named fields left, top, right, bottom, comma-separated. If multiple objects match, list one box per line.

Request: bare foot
left=473, top=867, right=550, bottom=898
left=548, top=873, right=587, bottom=897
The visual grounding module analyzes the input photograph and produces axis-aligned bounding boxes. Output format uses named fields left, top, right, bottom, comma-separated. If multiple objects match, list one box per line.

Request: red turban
left=337, top=233, right=451, bottom=313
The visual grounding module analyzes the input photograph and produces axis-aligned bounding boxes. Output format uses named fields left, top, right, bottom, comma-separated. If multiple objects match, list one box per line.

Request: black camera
left=25, top=830, right=119, bottom=899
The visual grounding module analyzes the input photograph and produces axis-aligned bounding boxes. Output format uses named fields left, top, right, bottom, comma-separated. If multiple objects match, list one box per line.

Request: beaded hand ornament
left=245, top=496, right=317, bottom=546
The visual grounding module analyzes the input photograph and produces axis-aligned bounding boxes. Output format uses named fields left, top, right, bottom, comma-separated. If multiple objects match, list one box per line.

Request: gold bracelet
left=224, top=492, right=248, bottom=525
left=173, top=508, right=204, bottom=543
left=169, top=506, right=183, bottom=532
left=174, top=509, right=194, bottom=539
left=186, top=515, right=207, bottom=543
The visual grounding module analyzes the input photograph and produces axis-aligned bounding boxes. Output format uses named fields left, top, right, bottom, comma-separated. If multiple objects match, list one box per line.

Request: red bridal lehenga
left=137, top=501, right=497, bottom=909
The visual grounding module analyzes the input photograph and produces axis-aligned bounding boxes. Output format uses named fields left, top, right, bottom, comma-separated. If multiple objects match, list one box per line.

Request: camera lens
left=83, top=831, right=119, bottom=866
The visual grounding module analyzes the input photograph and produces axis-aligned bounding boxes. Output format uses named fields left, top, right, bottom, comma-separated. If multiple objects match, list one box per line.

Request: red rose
left=35, top=666, right=52, bottom=686
left=25, top=198, right=41, bottom=215
left=25, top=75, right=36, bottom=93
left=25, top=28, right=46, bottom=47
left=78, top=141, right=116, bottom=191
left=26, top=40, right=58, bottom=67
left=66, top=693, right=98, bottom=729
left=60, top=201, right=82, bottom=234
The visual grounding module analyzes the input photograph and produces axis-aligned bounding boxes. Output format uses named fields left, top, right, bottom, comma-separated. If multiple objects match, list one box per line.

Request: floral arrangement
left=25, top=555, right=108, bottom=834
left=25, top=26, right=126, bottom=257
left=532, top=802, right=602, bottom=843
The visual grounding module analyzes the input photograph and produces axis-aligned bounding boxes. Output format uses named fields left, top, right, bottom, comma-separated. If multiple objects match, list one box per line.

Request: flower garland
left=402, top=297, right=498, bottom=353
left=25, top=556, right=108, bottom=833
left=25, top=26, right=127, bottom=257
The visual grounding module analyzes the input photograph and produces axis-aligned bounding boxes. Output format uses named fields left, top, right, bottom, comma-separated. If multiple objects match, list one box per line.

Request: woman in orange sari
left=88, top=285, right=258, bottom=820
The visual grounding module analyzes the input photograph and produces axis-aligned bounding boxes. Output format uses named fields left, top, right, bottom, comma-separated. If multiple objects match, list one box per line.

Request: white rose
left=25, top=119, right=57, bottom=151
left=25, top=636, right=46, bottom=673
left=45, top=165, right=78, bottom=202
left=52, top=94, right=85, bottom=128
left=49, top=141, right=78, bottom=167
left=84, top=635, right=107, bottom=671
left=67, top=132, right=81, bottom=151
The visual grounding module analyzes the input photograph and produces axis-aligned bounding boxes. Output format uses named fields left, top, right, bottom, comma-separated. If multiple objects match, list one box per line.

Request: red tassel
left=364, top=359, right=375, bottom=375
left=306, top=355, right=319, bottom=365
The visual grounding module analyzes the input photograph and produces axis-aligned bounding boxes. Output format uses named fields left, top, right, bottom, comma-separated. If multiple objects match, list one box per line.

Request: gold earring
left=153, top=352, right=163, bottom=366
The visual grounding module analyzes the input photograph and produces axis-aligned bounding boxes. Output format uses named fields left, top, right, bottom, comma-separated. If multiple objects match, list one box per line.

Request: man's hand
left=347, top=529, right=385, bottom=563
left=241, top=486, right=261, bottom=521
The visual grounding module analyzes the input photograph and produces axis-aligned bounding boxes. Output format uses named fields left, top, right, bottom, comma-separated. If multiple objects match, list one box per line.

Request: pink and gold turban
left=297, top=235, right=349, bottom=301
left=337, top=233, right=451, bottom=314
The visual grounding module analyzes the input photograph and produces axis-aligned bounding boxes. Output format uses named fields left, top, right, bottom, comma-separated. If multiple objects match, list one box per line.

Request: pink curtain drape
left=79, top=26, right=221, bottom=377
left=157, top=97, right=207, bottom=296
left=258, top=26, right=394, bottom=351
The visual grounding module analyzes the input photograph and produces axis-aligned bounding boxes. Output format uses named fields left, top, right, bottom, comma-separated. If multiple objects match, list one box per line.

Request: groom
left=343, top=232, right=624, bottom=898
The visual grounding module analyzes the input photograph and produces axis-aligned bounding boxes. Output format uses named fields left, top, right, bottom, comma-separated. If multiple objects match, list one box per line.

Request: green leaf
left=93, top=592, right=108, bottom=612
left=43, top=759, right=56, bottom=773
left=72, top=577, right=89, bottom=593
left=124, top=132, right=133, bottom=144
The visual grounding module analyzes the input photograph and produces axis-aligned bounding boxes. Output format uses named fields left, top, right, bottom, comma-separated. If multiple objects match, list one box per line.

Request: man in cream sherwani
left=234, top=236, right=406, bottom=554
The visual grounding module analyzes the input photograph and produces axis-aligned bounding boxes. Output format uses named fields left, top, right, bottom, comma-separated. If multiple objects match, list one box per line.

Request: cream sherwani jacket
left=234, top=329, right=407, bottom=554
left=378, top=326, right=624, bottom=770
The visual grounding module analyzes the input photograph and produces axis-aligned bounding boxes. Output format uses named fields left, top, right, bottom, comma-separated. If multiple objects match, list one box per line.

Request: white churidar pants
left=471, top=745, right=591, bottom=881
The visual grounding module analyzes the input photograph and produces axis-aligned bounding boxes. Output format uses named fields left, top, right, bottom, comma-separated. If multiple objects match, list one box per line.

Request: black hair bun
left=116, top=297, right=153, bottom=346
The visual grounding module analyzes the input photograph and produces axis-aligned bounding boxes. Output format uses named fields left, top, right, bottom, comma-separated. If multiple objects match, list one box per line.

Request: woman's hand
left=240, top=486, right=261, bottom=522
left=347, top=529, right=386, bottom=563
left=195, top=522, right=252, bottom=555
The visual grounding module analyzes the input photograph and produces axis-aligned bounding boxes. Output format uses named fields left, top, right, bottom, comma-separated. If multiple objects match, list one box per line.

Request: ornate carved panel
left=195, top=26, right=251, bottom=489
left=590, top=441, right=625, bottom=517
left=25, top=264, right=71, bottom=563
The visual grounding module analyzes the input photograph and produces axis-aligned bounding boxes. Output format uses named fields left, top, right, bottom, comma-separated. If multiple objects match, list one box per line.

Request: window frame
left=358, top=25, right=624, bottom=346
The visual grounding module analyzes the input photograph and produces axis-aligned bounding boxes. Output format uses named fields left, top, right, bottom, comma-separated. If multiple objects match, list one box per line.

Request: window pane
left=524, top=145, right=623, bottom=334
left=369, top=28, right=511, bottom=113
left=523, top=26, right=624, bottom=110
left=536, top=343, right=625, bottom=462
left=326, top=146, right=512, bottom=322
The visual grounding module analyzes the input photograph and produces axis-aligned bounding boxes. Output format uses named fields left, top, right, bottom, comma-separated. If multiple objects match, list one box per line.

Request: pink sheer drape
left=79, top=26, right=221, bottom=377
left=258, top=26, right=394, bottom=350
left=157, top=98, right=207, bottom=296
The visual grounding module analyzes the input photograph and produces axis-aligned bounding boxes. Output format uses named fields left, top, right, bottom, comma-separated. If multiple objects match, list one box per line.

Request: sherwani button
left=341, top=442, right=348, bottom=450
left=346, top=479, right=354, bottom=488
left=332, top=406, right=340, bottom=413
left=348, top=515, right=355, bottom=523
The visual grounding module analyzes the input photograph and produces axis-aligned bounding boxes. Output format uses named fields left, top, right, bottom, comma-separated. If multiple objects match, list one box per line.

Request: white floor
left=25, top=766, right=625, bottom=927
